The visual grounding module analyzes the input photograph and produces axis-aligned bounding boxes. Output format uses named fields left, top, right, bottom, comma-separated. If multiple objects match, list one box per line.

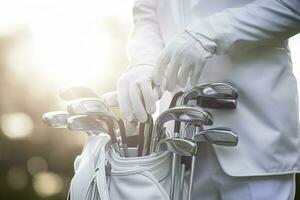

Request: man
left=118, top=0, right=300, bottom=199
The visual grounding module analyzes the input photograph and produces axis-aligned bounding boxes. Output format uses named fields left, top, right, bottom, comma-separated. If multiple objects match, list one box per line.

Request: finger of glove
left=190, top=63, right=204, bottom=86
left=153, top=50, right=170, bottom=85
left=166, top=57, right=182, bottom=92
left=129, top=82, right=148, bottom=123
left=178, top=57, right=193, bottom=87
left=140, top=80, right=156, bottom=114
left=118, top=80, right=133, bottom=121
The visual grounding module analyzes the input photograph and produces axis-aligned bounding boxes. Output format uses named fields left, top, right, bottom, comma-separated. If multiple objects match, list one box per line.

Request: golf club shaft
left=142, top=118, right=153, bottom=156
left=137, top=122, right=145, bottom=156
left=178, top=162, right=185, bottom=200
left=117, top=119, right=129, bottom=157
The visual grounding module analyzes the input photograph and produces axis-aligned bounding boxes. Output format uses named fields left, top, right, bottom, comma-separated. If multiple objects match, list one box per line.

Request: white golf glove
left=153, top=31, right=215, bottom=91
left=118, top=65, right=161, bottom=122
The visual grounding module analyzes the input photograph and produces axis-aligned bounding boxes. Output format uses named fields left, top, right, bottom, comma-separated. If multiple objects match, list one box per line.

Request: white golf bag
left=68, top=134, right=185, bottom=200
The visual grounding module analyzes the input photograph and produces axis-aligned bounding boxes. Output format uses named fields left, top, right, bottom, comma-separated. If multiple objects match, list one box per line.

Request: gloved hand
left=118, top=65, right=161, bottom=122
left=153, top=31, right=214, bottom=91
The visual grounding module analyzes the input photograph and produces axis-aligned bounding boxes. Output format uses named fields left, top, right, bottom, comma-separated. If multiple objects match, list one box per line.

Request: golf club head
left=202, top=83, right=238, bottom=99
left=180, top=83, right=238, bottom=107
left=68, top=115, right=117, bottom=144
left=67, top=98, right=110, bottom=115
left=59, top=85, right=98, bottom=101
left=197, top=97, right=237, bottom=109
left=156, top=137, right=197, bottom=156
left=194, top=127, right=238, bottom=146
left=42, top=111, right=70, bottom=128
left=156, top=105, right=213, bottom=132
left=102, top=91, right=119, bottom=107
left=153, top=105, right=213, bottom=149
left=67, top=115, right=109, bottom=132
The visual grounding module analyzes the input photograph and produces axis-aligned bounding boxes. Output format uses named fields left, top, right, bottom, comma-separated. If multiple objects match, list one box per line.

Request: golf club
left=173, top=82, right=238, bottom=200
left=150, top=105, right=213, bottom=200
left=150, top=105, right=213, bottom=151
left=42, top=111, right=70, bottom=128
left=42, top=111, right=106, bottom=136
left=194, top=127, right=238, bottom=146
left=155, top=137, right=197, bottom=156
left=67, top=98, right=129, bottom=157
left=68, top=115, right=122, bottom=155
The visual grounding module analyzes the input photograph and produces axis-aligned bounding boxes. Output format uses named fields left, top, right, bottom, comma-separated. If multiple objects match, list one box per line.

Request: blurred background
left=0, top=0, right=299, bottom=199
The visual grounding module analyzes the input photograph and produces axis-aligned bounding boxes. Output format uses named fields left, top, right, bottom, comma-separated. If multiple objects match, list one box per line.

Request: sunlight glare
left=31, top=26, right=111, bottom=85
left=1, top=112, right=34, bottom=139
left=33, top=172, right=64, bottom=197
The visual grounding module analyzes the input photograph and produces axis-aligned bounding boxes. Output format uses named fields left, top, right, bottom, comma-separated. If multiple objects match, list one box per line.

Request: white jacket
left=127, top=0, right=300, bottom=176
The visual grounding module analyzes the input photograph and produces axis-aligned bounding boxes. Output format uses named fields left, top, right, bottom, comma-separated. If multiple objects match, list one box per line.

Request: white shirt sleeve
left=186, top=0, right=300, bottom=54
left=127, top=0, right=164, bottom=68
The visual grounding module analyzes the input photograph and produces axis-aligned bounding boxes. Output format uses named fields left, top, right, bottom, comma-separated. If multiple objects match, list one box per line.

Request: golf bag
left=68, top=133, right=185, bottom=200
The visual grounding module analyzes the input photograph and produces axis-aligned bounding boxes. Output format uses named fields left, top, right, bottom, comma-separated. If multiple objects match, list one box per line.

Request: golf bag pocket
left=108, top=149, right=172, bottom=200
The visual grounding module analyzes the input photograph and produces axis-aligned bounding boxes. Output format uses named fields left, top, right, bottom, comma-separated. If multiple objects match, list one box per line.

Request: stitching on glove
left=184, top=30, right=216, bottom=54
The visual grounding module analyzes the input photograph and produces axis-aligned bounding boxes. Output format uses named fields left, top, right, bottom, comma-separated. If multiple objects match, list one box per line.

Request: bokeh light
left=1, top=112, right=34, bottom=139
left=33, top=172, right=64, bottom=197
left=27, top=156, right=48, bottom=176
left=6, top=166, right=29, bottom=190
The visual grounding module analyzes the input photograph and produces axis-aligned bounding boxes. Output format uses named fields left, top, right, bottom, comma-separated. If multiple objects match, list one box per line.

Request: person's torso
left=156, top=0, right=300, bottom=175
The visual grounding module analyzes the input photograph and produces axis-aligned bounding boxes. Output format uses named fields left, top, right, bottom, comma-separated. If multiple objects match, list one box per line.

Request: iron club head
left=67, top=98, right=110, bottom=115
left=66, top=98, right=127, bottom=146
left=180, top=83, right=238, bottom=107
left=155, top=137, right=197, bottom=156
left=194, top=127, right=238, bottom=146
left=150, top=105, right=213, bottom=153
left=67, top=115, right=117, bottom=142
left=42, top=111, right=70, bottom=128
left=156, top=105, right=213, bottom=131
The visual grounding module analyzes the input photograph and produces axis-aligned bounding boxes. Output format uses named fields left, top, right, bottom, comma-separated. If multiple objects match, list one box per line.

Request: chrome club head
left=180, top=83, right=238, bottom=108
left=67, top=115, right=117, bottom=142
left=67, top=115, right=109, bottom=132
left=150, top=105, right=213, bottom=152
left=201, top=83, right=238, bottom=99
left=194, top=127, right=238, bottom=146
left=156, top=105, right=213, bottom=130
left=59, top=85, right=98, bottom=101
left=67, top=98, right=128, bottom=153
left=67, top=98, right=110, bottom=115
left=156, top=137, right=197, bottom=156
left=42, top=111, right=70, bottom=128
